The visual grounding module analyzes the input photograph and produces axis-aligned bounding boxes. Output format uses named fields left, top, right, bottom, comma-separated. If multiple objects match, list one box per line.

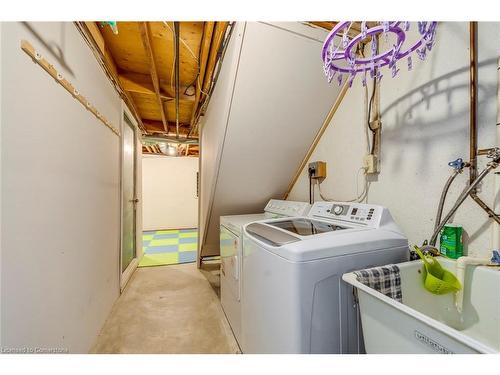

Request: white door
left=121, top=109, right=139, bottom=290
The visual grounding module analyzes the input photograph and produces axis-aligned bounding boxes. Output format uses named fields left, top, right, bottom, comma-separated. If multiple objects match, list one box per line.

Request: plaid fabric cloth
left=353, top=264, right=402, bottom=302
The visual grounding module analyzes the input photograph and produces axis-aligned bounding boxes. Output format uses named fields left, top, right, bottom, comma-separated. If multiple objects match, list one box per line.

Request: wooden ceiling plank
left=82, top=22, right=146, bottom=133
left=190, top=22, right=214, bottom=127
left=139, top=22, right=169, bottom=132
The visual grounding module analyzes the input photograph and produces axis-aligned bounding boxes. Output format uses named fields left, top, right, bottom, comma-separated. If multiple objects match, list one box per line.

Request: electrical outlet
left=308, top=161, right=327, bottom=180
left=364, top=154, right=378, bottom=174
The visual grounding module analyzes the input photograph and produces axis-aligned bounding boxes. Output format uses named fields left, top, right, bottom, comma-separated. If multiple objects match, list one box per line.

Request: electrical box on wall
left=308, top=161, right=327, bottom=181
left=364, top=154, right=379, bottom=174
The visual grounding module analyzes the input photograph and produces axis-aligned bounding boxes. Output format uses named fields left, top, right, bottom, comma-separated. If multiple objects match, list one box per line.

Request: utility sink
left=343, top=257, right=500, bottom=353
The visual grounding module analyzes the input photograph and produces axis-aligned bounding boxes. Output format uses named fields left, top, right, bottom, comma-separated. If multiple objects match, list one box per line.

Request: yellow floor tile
left=179, top=243, right=197, bottom=252
left=156, top=230, right=180, bottom=234
left=149, top=238, right=179, bottom=246
left=179, top=232, right=198, bottom=238
left=139, top=253, right=179, bottom=267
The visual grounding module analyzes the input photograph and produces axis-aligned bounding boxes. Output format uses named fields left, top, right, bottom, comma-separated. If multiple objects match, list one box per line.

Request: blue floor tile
left=153, top=233, right=180, bottom=239
left=178, top=251, right=197, bottom=264
left=145, top=244, right=179, bottom=254
left=180, top=229, right=197, bottom=233
left=179, top=237, right=198, bottom=244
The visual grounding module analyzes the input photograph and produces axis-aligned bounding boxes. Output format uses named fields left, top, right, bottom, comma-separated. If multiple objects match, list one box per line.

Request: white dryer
left=219, top=199, right=310, bottom=346
left=241, top=201, right=409, bottom=354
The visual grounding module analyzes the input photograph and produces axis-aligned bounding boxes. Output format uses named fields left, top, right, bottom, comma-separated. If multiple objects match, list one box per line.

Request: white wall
left=142, top=155, right=198, bottom=231
left=199, top=22, right=245, bottom=258
left=200, top=22, right=343, bottom=258
left=1, top=22, right=123, bottom=352
left=289, top=22, right=500, bottom=258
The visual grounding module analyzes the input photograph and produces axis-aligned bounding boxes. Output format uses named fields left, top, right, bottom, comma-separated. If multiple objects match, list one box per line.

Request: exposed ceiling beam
left=139, top=22, right=169, bottom=132
left=81, top=22, right=146, bottom=133
left=191, top=21, right=229, bottom=136
left=118, top=73, right=194, bottom=102
left=190, top=22, right=214, bottom=127
left=143, top=120, right=197, bottom=138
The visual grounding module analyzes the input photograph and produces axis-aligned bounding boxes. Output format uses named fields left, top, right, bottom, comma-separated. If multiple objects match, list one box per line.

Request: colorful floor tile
left=139, top=228, right=198, bottom=267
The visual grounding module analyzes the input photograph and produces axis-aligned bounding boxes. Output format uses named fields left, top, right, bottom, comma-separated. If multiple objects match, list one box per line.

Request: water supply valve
left=448, top=158, right=466, bottom=172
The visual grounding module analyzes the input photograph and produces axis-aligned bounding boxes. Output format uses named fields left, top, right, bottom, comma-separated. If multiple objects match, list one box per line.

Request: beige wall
left=142, top=155, right=198, bottom=231
left=289, top=22, right=500, bottom=259
left=1, top=22, right=125, bottom=352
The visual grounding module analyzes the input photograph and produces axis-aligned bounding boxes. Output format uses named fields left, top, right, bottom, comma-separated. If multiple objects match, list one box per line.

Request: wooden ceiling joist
left=143, top=120, right=197, bottom=138
left=190, top=21, right=214, bottom=127
left=81, top=22, right=146, bottom=133
left=91, top=21, right=233, bottom=156
left=191, top=22, right=229, bottom=135
left=139, top=22, right=169, bottom=132
left=119, top=72, right=194, bottom=102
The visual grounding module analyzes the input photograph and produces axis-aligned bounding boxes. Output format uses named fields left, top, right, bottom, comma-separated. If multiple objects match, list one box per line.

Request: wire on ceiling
left=163, top=21, right=210, bottom=97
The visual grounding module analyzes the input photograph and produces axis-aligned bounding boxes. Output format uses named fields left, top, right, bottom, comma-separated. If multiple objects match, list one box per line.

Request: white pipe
left=455, top=256, right=491, bottom=313
left=493, top=57, right=500, bottom=250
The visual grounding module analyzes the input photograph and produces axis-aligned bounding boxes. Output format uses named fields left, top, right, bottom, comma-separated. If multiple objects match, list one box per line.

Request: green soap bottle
left=439, top=224, right=463, bottom=259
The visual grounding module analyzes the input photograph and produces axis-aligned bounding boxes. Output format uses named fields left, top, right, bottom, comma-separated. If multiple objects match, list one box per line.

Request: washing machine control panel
left=308, top=201, right=381, bottom=227
left=265, top=199, right=311, bottom=217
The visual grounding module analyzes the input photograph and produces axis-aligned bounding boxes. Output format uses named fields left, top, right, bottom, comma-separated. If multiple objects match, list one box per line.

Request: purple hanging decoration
left=327, top=68, right=336, bottom=83
left=342, top=25, right=350, bottom=48
left=337, top=73, right=343, bottom=86
left=418, top=22, right=428, bottom=35
left=348, top=72, right=356, bottom=88
left=382, top=21, right=390, bottom=42
left=416, top=47, right=427, bottom=61
left=391, top=64, right=399, bottom=78
left=322, top=21, right=438, bottom=88
left=370, top=60, right=376, bottom=78
left=360, top=21, right=367, bottom=39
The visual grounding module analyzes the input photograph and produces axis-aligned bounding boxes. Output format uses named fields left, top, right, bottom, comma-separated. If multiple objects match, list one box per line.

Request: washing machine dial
left=332, top=205, right=343, bottom=215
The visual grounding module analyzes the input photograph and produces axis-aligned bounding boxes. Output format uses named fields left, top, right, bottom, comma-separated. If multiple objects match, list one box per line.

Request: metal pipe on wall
left=174, top=22, right=180, bottom=139
left=494, top=58, right=500, bottom=250
left=468, top=22, right=500, bottom=225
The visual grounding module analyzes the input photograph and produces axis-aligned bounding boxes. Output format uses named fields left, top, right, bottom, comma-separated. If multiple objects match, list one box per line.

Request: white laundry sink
left=343, top=257, right=500, bottom=353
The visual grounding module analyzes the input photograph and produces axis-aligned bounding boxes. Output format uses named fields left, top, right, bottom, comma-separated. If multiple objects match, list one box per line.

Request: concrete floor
left=90, top=262, right=240, bottom=354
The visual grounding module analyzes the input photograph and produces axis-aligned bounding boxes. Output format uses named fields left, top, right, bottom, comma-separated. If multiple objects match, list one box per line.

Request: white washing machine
left=220, top=199, right=310, bottom=347
left=241, top=201, right=409, bottom=354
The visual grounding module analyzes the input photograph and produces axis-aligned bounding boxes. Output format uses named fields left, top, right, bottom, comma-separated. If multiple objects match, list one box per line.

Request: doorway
left=139, top=154, right=199, bottom=267
left=120, top=106, right=140, bottom=290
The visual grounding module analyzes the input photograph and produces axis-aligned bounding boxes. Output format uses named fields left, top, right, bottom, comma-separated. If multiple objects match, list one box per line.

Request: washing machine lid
left=220, top=213, right=272, bottom=235
left=244, top=221, right=408, bottom=262
left=266, top=218, right=347, bottom=236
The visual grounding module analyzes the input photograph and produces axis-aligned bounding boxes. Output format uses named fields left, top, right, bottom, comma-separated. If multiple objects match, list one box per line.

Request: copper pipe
left=468, top=21, right=500, bottom=224
left=469, top=21, right=478, bottom=185
left=478, top=148, right=495, bottom=156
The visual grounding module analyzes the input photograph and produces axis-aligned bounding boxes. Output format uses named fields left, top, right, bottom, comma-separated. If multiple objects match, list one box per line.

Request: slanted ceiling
left=87, top=21, right=230, bottom=157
